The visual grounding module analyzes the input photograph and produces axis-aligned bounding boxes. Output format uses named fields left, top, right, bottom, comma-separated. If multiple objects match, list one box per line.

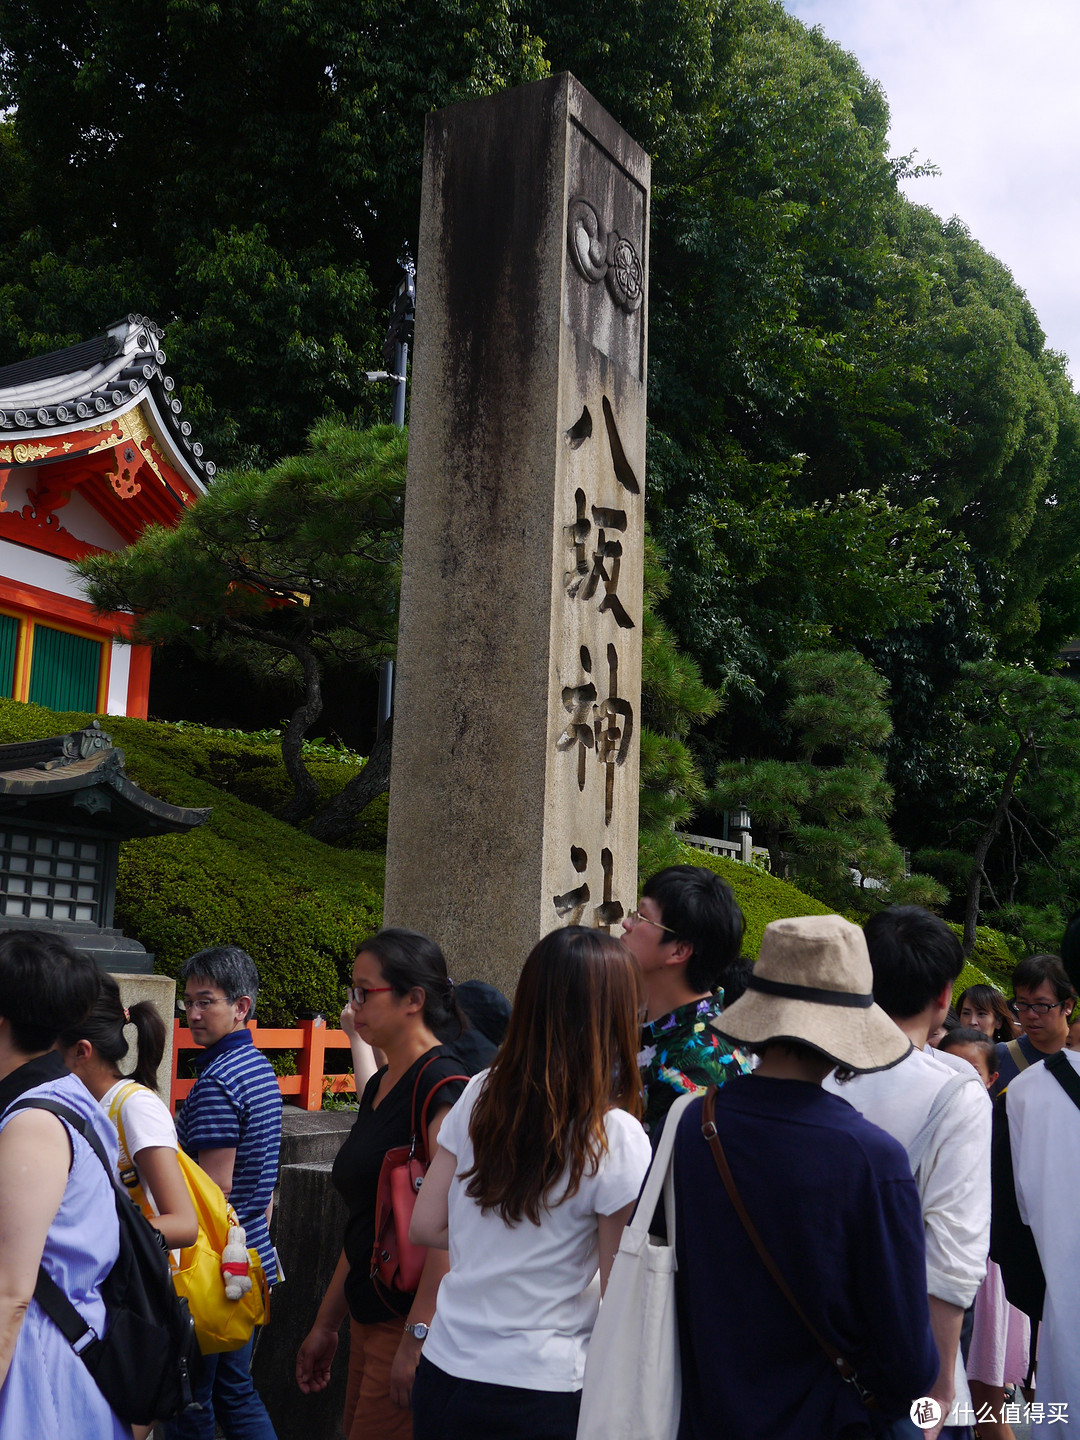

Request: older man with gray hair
left=170, top=945, right=283, bottom=1440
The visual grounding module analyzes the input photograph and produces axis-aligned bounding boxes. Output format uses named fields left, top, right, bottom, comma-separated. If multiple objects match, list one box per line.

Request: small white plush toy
left=221, top=1225, right=252, bottom=1301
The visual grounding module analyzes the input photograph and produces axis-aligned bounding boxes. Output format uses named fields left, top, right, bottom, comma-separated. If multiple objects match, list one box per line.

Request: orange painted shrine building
left=0, top=315, right=213, bottom=718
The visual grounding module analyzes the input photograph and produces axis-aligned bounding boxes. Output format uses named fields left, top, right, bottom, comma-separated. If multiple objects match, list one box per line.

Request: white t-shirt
left=100, top=1079, right=179, bottom=1218
left=1006, top=1050, right=1080, bottom=1432
left=824, top=1044, right=991, bottom=1418
left=423, top=1071, right=651, bottom=1391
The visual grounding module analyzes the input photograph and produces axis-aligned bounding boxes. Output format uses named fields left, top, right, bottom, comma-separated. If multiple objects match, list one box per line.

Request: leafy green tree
left=920, top=662, right=1080, bottom=955
left=77, top=422, right=406, bottom=834
left=0, top=0, right=546, bottom=465
left=712, top=649, right=945, bottom=912
left=638, top=537, right=720, bottom=873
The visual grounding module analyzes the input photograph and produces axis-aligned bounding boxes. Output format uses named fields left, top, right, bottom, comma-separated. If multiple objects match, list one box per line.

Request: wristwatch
left=404, top=1321, right=429, bottom=1341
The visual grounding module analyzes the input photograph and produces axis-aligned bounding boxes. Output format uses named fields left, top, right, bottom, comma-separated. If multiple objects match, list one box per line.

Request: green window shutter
left=28, top=625, right=102, bottom=712
left=0, top=616, right=17, bottom=700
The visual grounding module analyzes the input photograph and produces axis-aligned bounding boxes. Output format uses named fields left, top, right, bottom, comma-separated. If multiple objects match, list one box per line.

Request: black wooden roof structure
left=0, top=314, right=215, bottom=491
left=0, top=723, right=211, bottom=839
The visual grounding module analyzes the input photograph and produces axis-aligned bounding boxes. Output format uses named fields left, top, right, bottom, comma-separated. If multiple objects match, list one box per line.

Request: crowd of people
left=0, top=864, right=1077, bottom=1440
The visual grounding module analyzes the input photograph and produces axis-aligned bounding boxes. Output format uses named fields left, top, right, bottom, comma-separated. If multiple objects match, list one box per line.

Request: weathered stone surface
left=384, top=74, right=649, bottom=993
left=113, top=971, right=175, bottom=1095
left=253, top=1160, right=350, bottom=1440
left=279, top=1104, right=355, bottom=1168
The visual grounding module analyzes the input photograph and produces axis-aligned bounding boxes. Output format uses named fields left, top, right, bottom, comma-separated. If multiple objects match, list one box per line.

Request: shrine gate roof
left=0, top=723, right=211, bottom=838
left=0, top=314, right=215, bottom=494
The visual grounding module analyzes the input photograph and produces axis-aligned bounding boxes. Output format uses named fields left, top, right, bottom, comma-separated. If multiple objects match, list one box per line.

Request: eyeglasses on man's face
left=1014, top=1000, right=1067, bottom=1016
left=347, top=984, right=394, bottom=1008
left=625, top=909, right=677, bottom=938
left=179, top=995, right=231, bottom=1015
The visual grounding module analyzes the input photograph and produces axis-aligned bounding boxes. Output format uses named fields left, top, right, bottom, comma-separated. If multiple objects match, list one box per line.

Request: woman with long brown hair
left=956, top=983, right=1016, bottom=1043
left=409, top=925, right=651, bottom=1440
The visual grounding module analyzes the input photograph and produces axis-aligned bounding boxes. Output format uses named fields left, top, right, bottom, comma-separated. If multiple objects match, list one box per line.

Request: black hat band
left=747, top=975, right=874, bottom=1009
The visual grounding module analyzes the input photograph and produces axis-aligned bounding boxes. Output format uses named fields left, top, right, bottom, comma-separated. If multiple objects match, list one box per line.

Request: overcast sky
left=782, top=0, right=1080, bottom=384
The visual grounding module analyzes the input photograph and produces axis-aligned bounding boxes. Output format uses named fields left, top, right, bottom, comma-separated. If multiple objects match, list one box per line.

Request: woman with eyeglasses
left=296, top=930, right=467, bottom=1440
left=408, top=926, right=651, bottom=1440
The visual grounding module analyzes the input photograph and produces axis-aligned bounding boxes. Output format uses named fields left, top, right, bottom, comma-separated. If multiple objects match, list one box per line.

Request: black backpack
left=10, top=1097, right=203, bottom=1425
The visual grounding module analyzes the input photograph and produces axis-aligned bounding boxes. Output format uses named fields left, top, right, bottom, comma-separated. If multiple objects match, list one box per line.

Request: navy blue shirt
left=990, top=1033, right=1047, bottom=1100
left=674, top=1076, right=937, bottom=1440
left=177, top=1028, right=282, bottom=1278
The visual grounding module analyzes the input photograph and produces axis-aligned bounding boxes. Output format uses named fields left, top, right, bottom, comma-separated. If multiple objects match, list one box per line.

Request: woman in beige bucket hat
left=712, top=913, right=911, bottom=1073
left=670, top=914, right=938, bottom=1440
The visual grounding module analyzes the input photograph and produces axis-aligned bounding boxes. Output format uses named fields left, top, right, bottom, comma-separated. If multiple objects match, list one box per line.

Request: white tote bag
left=576, top=1089, right=695, bottom=1440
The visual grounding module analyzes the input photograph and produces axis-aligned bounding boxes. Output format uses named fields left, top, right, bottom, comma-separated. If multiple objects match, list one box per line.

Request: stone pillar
left=384, top=74, right=649, bottom=994
left=113, top=972, right=175, bottom=1095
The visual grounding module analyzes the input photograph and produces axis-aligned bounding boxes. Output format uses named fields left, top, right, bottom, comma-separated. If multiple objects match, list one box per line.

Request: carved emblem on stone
left=567, top=199, right=643, bottom=312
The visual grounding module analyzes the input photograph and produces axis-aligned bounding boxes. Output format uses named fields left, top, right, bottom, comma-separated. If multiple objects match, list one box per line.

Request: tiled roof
left=0, top=723, right=211, bottom=838
left=0, top=314, right=216, bottom=486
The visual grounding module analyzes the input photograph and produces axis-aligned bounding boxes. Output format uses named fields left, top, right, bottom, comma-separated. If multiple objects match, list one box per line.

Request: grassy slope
left=680, top=846, right=834, bottom=958
left=0, top=700, right=1013, bottom=1018
left=0, top=701, right=384, bottom=1024
left=683, top=846, right=1010, bottom=1003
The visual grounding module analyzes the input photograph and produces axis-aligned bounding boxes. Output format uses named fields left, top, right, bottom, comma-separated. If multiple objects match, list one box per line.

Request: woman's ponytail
left=58, top=973, right=167, bottom=1093
left=128, top=1001, right=166, bottom=1091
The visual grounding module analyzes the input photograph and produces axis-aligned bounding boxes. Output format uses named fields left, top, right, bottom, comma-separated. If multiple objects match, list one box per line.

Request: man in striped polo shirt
left=170, top=945, right=283, bottom=1440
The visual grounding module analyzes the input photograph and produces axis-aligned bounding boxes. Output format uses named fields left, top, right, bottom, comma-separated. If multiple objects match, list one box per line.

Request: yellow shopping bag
left=109, top=1082, right=268, bottom=1354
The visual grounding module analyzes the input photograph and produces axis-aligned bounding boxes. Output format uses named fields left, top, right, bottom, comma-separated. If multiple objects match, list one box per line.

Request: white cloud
left=782, top=0, right=1080, bottom=381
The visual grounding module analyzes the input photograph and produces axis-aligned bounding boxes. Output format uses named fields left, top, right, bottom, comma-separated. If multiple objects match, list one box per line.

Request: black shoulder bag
left=9, top=1097, right=203, bottom=1425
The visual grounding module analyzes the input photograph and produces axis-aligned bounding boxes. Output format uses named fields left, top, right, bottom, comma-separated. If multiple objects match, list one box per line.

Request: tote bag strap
left=416, top=1072, right=469, bottom=1163
left=1006, top=1038, right=1031, bottom=1074
left=407, top=1054, right=446, bottom=1137
left=701, top=1086, right=873, bottom=1404
left=627, top=1089, right=697, bottom=1253
left=905, top=1071, right=976, bottom=1174
left=106, top=1081, right=145, bottom=1192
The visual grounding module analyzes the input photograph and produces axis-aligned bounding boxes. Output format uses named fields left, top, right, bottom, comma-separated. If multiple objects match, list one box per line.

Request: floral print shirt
left=638, top=994, right=752, bottom=1139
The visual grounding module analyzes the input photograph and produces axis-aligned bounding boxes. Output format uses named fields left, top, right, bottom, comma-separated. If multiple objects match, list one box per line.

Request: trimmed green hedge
left=944, top=924, right=1021, bottom=989
left=0, top=701, right=384, bottom=1024
left=680, top=847, right=1020, bottom=1004
left=679, top=846, right=835, bottom=958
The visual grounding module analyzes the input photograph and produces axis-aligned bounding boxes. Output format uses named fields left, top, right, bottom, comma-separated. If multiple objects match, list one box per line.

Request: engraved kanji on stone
left=557, top=644, right=597, bottom=790
left=595, top=643, right=634, bottom=824
left=566, top=488, right=634, bottom=629
left=553, top=844, right=590, bottom=919
left=594, top=846, right=624, bottom=930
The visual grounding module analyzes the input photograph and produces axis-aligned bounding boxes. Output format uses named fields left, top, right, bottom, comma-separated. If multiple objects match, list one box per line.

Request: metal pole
left=377, top=659, right=395, bottom=740
left=392, top=339, right=408, bottom=428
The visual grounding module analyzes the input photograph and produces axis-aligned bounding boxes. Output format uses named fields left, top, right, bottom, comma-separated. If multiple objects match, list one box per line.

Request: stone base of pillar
left=112, top=971, right=176, bottom=1096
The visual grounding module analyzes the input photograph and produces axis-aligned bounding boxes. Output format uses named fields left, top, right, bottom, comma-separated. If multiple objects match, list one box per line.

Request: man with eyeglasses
left=170, top=945, right=283, bottom=1440
left=993, top=949, right=1080, bottom=1435
left=621, top=864, right=750, bottom=1143
left=990, top=954, right=1078, bottom=1100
